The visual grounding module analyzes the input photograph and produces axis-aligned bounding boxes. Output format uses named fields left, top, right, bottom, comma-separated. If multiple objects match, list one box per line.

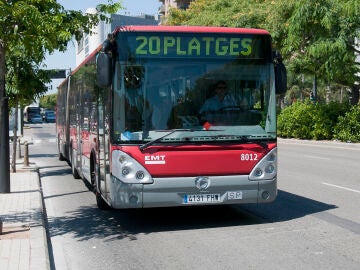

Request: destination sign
left=118, top=33, right=270, bottom=60
left=135, top=36, right=252, bottom=57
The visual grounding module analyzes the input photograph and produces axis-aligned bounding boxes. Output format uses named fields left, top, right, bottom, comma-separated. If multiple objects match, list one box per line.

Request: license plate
left=184, top=194, right=221, bottom=204
left=227, top=191, right=243, bottom=200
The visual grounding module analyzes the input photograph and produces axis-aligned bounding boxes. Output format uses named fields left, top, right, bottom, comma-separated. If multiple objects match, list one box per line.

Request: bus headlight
left=112, top=150, right=153, bottom=184
left=249, top=147, right=277, bottom=181
left=265, top=164, right=275, bottom=174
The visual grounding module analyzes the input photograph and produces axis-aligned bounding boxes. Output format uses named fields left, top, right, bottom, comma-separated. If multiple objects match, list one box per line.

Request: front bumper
left=108, top=174, right=277, bottom=209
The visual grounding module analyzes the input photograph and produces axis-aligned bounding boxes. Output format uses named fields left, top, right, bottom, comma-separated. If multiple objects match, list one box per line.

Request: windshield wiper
left=140, top=131, right=270, bottom=151
left=183, top=134, right=270, bottom=149
left=139, top=129, right=195, bottom=151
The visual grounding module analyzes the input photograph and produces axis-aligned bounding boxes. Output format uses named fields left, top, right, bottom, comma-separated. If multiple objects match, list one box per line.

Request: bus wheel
left=90, top=160, right=96, bottom=191
left=58, top=139, right=66, bottom=161
left=59, top=152, right=66, bottom=161
left=96, top=192, right=111, bottom=210
left=71, top=147, right=81, bottom=179
left=91, top=158, right=111, bottom=210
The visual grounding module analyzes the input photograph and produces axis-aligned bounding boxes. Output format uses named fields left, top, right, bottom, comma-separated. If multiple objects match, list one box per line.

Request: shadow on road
left=39, top=167, right=72, bottom=178
left=30, top=153, right=58, bottom=158
left=240, top=190, right=337, bottom=222
left=47, top=203, right=262, bottom=242
left=42, top=172, right=336, bottom=243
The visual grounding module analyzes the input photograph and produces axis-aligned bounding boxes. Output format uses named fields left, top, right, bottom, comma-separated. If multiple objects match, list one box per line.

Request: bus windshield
left=112, top=32, right=276, bottom=144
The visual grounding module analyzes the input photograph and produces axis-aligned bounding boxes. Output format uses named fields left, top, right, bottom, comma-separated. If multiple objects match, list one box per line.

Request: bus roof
left=114, top=25, right=270, bottom=36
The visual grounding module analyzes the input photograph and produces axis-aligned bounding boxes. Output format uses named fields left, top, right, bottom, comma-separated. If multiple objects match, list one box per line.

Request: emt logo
left=144, top=155, right=166, bottom=165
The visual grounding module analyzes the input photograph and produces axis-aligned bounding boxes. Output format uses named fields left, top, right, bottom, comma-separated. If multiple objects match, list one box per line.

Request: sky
left=44, top=0, right=161, bottom=92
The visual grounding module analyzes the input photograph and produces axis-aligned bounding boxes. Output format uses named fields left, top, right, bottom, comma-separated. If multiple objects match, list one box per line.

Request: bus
left=24, top=106, right=41, bottom=123
left=57, top=25, right=286, bottom=210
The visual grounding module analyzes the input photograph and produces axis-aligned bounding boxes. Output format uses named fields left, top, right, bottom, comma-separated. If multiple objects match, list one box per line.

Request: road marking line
left=33, top=138, right=57, bottom=144
left=303, top=155, right=330, bottom=160
left=322, top=182, right=360, bottom=194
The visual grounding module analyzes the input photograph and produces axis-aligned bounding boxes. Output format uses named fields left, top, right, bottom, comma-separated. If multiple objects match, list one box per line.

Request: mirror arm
left=273, top=50, right=287, bottom=95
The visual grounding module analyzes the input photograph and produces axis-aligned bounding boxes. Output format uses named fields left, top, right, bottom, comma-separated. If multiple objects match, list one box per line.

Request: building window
left=84, top=35, right=89, bottom=57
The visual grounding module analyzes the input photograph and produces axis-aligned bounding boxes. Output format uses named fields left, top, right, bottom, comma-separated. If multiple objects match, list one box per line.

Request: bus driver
left=199, top=80, right=239, bottom=114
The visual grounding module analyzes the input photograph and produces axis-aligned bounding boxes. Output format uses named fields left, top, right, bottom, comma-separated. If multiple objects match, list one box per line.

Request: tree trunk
left=312, top=74, right=317, bottom=100
left=325, top=84, right=331, bottom=104
left=350, top=84, right=359, bottom=105
left=0, top=39, right=10, bottom=193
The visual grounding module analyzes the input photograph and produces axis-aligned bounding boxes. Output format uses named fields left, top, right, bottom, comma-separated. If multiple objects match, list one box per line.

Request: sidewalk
left=0, top=160, right=49, bottom=270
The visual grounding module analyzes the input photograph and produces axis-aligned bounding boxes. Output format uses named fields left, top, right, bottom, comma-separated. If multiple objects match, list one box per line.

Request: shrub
left=277, top=101, right=350, bottom=140
left=333, top=105, right=360, bottom=142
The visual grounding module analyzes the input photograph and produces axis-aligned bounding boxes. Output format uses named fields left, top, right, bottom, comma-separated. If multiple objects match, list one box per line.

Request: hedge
left=277, top=101, right=360, bottom=142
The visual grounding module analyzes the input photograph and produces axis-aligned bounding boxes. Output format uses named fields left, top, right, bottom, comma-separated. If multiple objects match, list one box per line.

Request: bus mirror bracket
left=96, top=52, right=112, bottom=88
left=273, top=51, right=287, bottom=94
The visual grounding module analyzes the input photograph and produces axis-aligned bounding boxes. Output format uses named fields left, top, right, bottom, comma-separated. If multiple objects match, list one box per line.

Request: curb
left=32, top=167, right=51, bottom=270
left=278, top=137, right=360, bottom=147
left=35, top=168, right=53, bottom=270
left=10, top=163, right=51, bottom=270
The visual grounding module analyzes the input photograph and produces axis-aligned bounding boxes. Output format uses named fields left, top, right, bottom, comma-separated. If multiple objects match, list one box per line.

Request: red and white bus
left=57, top=25, right=286, bottom=209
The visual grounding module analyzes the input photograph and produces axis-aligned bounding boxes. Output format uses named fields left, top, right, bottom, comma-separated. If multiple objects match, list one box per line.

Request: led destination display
left=118, top=32, right=271, bottom=60
left=136, top=36, right=253, bottom=57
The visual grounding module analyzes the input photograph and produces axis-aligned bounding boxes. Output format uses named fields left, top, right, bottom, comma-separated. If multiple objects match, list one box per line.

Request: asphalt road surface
left=24, top=123, right=360, bottom=270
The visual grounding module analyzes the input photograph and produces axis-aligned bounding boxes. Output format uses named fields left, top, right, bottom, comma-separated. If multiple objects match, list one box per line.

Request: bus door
left=80, top=94, right=92, bottom=179
left=97, top=99, right=110, bottom=199
left=75, top=89, right=82, bottom=176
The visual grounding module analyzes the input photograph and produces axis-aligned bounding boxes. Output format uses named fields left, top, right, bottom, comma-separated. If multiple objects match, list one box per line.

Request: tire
left=91, top=157, right=111, bottom=210
left=71, top=147, right=81, bottom=179
left=59, top=151, right=66, bottom=161
left=58, top=139, right=66, bottom=161
left=90, top=160, right=96, bottom=192
left=96, top=192, right=111, bottom=210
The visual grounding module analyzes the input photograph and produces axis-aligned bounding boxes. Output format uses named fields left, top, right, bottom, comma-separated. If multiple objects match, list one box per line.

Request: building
left=158, top=0, right=193, bottom=23
left=75, top=8, right=159, bottom=66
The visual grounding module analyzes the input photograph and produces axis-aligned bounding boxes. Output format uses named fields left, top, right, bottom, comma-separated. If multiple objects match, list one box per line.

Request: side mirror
left=96, top=52, right=112, bottom=88
left=274, top=51, right=287, bottom=94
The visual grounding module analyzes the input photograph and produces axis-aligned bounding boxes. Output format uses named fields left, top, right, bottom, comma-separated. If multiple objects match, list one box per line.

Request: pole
left=0, top=97, right=10, bottom=193
left=0, top=40, right=10, bottom=193
left=17, top=138, right=21, bottom=159
left=24, top=141, right=29, bottom=167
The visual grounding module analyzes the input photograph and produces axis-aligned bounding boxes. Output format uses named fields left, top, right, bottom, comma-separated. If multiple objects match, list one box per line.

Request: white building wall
left=75, top=10, right=158, bottom=66
left=75, top=8, right=107, bottom=66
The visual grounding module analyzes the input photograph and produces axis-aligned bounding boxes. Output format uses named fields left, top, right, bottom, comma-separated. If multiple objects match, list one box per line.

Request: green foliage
left=271, top=0, right=359, bottom=88
left=277, top=101, right=318, bottom=139
left=166, top=0, right=271, bottom=29
left=0, top=0, right=121, bottom=56
left=39, top=93, right=57, bottom=110
left=333, top=105, right=360, bottom=142
left=6, top=53, right=50, bottom=107
left=0, top=0, right=121, bottom=107
left=278, top=101, right=354, bottom=140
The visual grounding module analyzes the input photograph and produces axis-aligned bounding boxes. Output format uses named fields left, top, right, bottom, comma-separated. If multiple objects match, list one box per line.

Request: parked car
left=30, top=113, right=43, bottom=124
left=43, top=111, right=56, bottom=123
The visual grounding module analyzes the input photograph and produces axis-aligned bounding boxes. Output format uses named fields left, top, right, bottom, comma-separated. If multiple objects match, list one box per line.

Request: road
left=25, top=123, right=360, bottom=270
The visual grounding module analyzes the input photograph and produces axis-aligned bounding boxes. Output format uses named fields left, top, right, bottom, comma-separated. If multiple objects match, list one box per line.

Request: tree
left=40, top=93, right=57, bottom=110
left=6, top=52, right=51, bottom=173
left=268, top=0, right=359, bottom=103
left=0, top=0, right=121, bottom=192
left=166, top=0, right=271, bottom=28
